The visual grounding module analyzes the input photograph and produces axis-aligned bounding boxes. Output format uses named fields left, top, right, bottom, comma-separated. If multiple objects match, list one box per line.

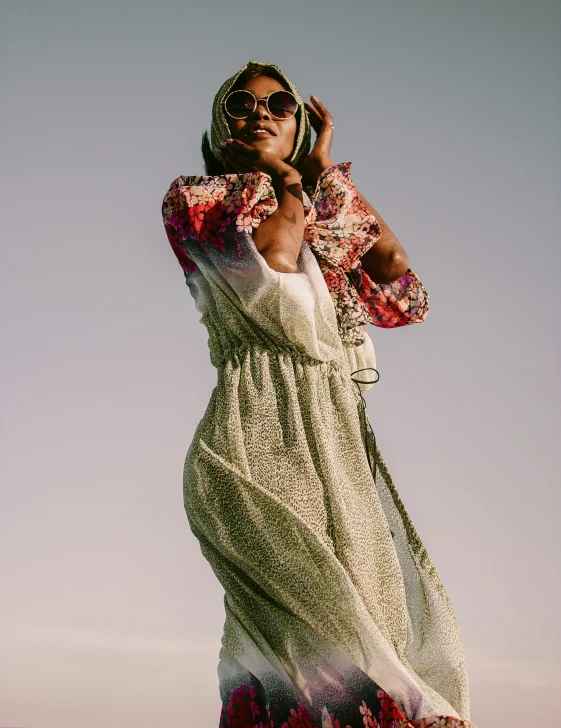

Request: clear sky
left=1, top=1, right=559, bottom=727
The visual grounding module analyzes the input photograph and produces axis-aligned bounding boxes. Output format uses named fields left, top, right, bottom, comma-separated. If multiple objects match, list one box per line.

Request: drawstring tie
left=350, top=367, right=380, bottom=484
left=350, top=367, right=395, bottom=540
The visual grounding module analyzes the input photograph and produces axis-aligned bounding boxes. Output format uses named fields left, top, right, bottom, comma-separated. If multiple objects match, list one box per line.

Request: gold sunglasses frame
left=222, top=89, right=299, bottom=121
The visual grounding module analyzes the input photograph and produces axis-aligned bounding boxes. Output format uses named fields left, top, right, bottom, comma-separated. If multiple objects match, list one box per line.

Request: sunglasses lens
left=224, top=90, right=298, bottom=120
left=268, top=91, right=298, bottom=119
left=224, top=90, right=256, bottom=119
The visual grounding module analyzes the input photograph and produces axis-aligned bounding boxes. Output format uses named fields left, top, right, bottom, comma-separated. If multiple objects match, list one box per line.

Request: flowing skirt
left=182, top=346, right=476, bottom=728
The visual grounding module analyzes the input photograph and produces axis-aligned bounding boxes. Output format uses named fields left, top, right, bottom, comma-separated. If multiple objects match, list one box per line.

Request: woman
left=162, top=61, right=476, bottom=728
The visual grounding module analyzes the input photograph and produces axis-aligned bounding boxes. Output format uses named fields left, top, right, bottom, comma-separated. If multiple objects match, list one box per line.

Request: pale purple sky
left=1, top=1, right=560, bottom=727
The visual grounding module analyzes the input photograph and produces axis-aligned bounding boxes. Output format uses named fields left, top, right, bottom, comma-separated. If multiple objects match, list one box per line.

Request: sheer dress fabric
left=161, top=163, right=476, bottom=728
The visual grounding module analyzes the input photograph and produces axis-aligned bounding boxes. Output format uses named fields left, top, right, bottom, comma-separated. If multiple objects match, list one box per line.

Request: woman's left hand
left=299, top=95, right=336, bottom=186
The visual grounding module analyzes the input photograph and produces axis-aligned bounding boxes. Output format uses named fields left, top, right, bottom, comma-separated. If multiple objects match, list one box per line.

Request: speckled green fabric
left=162, top=165, right=473, bottom=727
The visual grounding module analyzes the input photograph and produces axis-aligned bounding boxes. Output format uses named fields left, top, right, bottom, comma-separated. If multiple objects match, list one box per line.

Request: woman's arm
left=355, top=192, right=409, bottom=284
left=301, top=96, right=408, bottom=284
left=299, top=153, right=430, bottom=340
left=304, top=156, right=408, bottom=284
left=252, top=167, right=305, bottom=274
left=218, top=139, right=305, bottom=274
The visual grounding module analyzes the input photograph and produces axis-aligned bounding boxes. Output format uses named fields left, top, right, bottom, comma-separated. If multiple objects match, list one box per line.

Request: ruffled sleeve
left=161, top=172, right=344, bottom=363
left=161, top=171, right=278, bottom=276
left=348, top=265, right=430, bottom=329
left=303, top=162, right=430, bottom=346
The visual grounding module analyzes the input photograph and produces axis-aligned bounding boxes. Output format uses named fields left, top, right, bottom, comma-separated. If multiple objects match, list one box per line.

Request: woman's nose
left=248, top=99, right=271, bottom=119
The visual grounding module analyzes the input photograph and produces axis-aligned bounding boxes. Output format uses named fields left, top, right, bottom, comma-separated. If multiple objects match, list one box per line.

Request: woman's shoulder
left=162, top=170, right=280, bottom=246
left=163, top=171, right=278, bottom=215
left=162, top=172, right=280, bottom=230
left=164, top=171, right=271, bottom=195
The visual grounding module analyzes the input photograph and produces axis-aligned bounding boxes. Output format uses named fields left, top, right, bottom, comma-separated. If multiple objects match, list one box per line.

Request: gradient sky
left=1, top=1, right=559, bottom=727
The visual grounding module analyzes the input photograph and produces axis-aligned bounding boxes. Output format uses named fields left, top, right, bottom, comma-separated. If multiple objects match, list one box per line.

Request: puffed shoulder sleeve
left=303, top=162, right=430, bottom=346
left=161, top=171, right=278, bottom=276
left=161, top=172, right=344, bottom=363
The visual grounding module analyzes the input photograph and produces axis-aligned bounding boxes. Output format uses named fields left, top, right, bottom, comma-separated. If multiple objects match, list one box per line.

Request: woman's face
left=226, top=75, right=298, bottom=161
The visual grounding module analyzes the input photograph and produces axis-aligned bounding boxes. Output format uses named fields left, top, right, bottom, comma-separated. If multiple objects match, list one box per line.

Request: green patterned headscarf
left=210, top=60, right=311, bottom=167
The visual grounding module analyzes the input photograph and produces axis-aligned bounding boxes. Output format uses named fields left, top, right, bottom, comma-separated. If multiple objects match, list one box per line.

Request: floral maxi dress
left=161, top=163, right=476, bottom=728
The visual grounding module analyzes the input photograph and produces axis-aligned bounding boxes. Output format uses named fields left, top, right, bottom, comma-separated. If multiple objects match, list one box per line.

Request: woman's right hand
left=217, top=139, right=305, bottom=274
left=217, top=138, right=298, bottom=183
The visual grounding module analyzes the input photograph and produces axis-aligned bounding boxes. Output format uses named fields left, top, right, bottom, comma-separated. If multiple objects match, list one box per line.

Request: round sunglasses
left=222, top=89, right=299, bottom=121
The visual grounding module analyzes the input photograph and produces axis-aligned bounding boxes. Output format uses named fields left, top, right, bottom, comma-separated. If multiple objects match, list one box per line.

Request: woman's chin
left=247, top=138, right=277, bottom=150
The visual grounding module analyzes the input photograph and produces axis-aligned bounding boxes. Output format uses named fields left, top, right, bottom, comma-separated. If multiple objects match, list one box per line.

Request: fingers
left=310, top=94, right=330, bottom=115
left=218, top=147, right=243, bottom=170
left=309, top=95, right=333, bottom=123
left=228, top=138, right=259, bottom=156
left=305, top=95, right=333, bottom=139
left=221, top=139, right=260, bottom=160
left=216, top=139, right=262, bottom=174
left=305, top=96, right=333, bottom=161
left=304, top=102, right=323, bottom=134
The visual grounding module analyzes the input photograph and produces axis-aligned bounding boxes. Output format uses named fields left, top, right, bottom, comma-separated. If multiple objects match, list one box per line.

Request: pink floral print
left=218, top=684, right=476, bottom=728
left=162, top=171, right=277, bottom=273
left=302, top=163, right=430, bottom=345
left=162, top=162, right=430, bottom=346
